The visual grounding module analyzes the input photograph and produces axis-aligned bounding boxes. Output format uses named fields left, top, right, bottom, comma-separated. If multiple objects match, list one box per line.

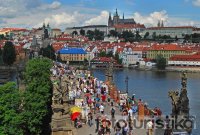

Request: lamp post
left=125, top=76, right=129, bottom=94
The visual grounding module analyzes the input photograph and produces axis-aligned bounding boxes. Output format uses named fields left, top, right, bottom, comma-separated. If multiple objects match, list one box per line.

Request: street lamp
left=125, top=76, right=129, bottom=94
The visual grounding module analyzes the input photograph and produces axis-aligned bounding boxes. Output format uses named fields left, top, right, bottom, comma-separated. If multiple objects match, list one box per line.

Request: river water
left=92, top=69, right=200, bottom=134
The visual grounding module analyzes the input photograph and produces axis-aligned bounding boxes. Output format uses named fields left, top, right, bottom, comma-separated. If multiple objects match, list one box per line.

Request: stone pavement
left=76, top=98, right=164, bottom=135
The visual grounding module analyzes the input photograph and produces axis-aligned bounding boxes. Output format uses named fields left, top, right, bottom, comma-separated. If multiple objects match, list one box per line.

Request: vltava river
left=92, top=69, right=200, bottom=134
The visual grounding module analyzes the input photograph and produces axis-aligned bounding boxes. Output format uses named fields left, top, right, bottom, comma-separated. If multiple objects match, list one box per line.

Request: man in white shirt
left=99, top=104, right=104, bottom=114
left=146, top=120, right=154, bottom=135
left=128, top=108, right=133, bottom=117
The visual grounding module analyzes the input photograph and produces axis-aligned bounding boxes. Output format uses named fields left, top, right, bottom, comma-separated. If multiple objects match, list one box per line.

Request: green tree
left=135, top=31, right=141, bottom=41
left=94, top=29, right=104, bottom=40
left=152, top=32, right=156, bottom=41
left=72, top=31, right=78, bottom=36
left=121, top=31, right=134, bottom=42
left=2, top=41, right=16, bottom=65
left=39, top=45, right=56, bottom=60
left=86, top=30, right=95, bottom=40
left=114, top=52, right=122, bottom=64
left=0, top=82, right=24, bottom=135
left=23, top=58, right=53, bottom=134
left=143, top=32, right=150, bottom=39
left=98, top=51, right=106, bottom=57
left=156, top=55, right=166, bottom=70
left=80, top=29, right=85, bottom=36
left=0, top=34, right=5, bottom=40
left=106, top=51, right=113, bottom=57
left=109, top=30, right=118, bottom=37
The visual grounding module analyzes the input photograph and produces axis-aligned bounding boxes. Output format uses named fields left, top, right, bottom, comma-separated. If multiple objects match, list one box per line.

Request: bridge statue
left=168, top=72, right=189, bottom=116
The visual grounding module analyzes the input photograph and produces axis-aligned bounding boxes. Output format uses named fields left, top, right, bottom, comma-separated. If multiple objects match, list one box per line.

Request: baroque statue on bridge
left=168, top=72, right=189, bottom=116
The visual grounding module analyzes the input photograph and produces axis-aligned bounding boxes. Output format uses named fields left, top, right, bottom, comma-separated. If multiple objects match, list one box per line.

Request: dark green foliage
left=86, top=29, right=104, bottom=40
left=94, top=29, right=104, bottom=40
left=23, top=58, right=53, bottom=134
left=114, top=53, right=122, bottom=64
left=156, top=55, right=167, bottom=70
left=109, top=30, right=118, bottom=37
left=86, top=30, right=95, bottom=40
left=152, top=32, right=156, bottom=41
left=0, top=82, right=24, bottom=135
left=98, top=51, right=107, bottom=57
left=120, top=30, right=135, bottom=42
left=39, top=45, right=56, bottom=60
left=80, top=29, right=85, bottom=36
left=144, top=32, right=150, bottom=39
left=2, top=41, right=16, bottom=65
left=135, top=31, right=141, bottom=41
left=72, top=31, right=78, bottom=35
left=0, top=34, right=5, bottom=40
left=0, top=48, right=2, bottom=56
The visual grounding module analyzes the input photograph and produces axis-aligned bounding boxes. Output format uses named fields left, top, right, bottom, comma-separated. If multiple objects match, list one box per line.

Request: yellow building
left=58, top=47, right=87, bottom=62
left=147, top=44, right=188, bottom=61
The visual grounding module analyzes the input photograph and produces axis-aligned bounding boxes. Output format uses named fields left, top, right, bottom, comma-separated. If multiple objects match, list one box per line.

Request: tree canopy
left=2, top=41, right=16, bottom=65
left=156, top=55, right=167, bottom=70
left=80, top=29, right=85, bottom=36
left=0, top=82, right=24, bottom=135
left=39, top=45, right=56, bottom=60
left=0, top=58, right=53, bottom=135
left=86, top=29, right=104, bottom=41
left=23, top=58, right=53, bottom=135
left=109, top=30, right=118, bottom=37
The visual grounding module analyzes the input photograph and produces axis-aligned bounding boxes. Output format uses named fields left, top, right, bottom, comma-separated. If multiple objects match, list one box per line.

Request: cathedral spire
left=161, top=20, right=164, bottom=27
left=123, top=13, right=124, bottom=20
left=109, top=12, right=112, bottom=20
left=157, top=20, right=160, bottom=27
left=43, top=22, right=46, bottom=29
left=116, top=8, right=118, bottom=16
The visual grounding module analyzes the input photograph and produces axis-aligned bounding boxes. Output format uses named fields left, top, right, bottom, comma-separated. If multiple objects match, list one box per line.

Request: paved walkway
left=76, top=98, right=164, bottom=135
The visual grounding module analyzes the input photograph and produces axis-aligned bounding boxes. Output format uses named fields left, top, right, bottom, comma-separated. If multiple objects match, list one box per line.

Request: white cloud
left=49, top=1, right=61, bottom=9
left=132, top=10, right=200, bottom=27
left=192, top=0, right=200, bottom=6
left=39, top=1, right=61, bottom=10
left=133, top=10, right=168, bottom=27
left=84, top=11, right=109, bottom=25
left=34, top=11, right=87, bottom=29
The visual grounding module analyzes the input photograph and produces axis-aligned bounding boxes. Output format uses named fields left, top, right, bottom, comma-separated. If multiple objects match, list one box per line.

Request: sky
left=1, top=0, right=200, bottom=29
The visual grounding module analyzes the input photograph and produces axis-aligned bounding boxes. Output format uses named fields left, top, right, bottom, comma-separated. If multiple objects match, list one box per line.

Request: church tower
left=157, top=20, right=160, bottom=27
left=113, top=8, right=120, bottom=26
left=161, top=20, right=164, bottom=27
left=108, top=12, right=113, bottom=27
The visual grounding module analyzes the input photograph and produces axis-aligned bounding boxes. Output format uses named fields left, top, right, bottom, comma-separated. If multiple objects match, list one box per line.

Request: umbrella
left=70, top=106, right=82, bottom=113
left=84, top=93, right=91, bottom=97
left=71, top=112, right=81, bottom=121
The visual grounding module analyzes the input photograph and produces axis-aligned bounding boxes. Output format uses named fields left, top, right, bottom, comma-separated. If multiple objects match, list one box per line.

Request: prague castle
left=108, top=9, right=136, bottom=27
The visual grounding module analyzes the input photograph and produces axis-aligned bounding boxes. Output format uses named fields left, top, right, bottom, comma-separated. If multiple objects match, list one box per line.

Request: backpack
left=111, top=108, right=115, bottom=114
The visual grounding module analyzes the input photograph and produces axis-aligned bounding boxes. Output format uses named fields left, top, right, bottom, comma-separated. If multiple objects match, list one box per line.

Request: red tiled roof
left=169, top=54, right=200, bottom=61
left=149, top=44, right=185, bottom=51
left=114, top=24, right=145, bottom=29
left=147, top=26, right=194, bottom=30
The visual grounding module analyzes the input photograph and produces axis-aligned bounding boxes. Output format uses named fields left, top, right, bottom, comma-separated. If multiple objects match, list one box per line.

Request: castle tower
left=108, top=12, right=113, bottom=27
left=157, top=20, right=160, bottom=27
left=161, top=20, right=164, bottom=27
left=113, top=8, right=120, bottom=26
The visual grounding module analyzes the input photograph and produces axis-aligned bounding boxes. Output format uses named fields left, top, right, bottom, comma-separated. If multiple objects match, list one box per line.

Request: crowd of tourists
left=51, top=61, right=171, bottom=135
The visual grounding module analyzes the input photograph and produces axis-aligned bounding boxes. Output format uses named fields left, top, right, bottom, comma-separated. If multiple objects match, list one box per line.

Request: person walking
left=99, top=103, right=104, bottom=114
left=146, top=119, right=154, bottom=135
left=88, top=112, right=93, bottom=127
left=111, top=106, right=116, bottom=119
left=95, top=116, right=100, bottom=133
